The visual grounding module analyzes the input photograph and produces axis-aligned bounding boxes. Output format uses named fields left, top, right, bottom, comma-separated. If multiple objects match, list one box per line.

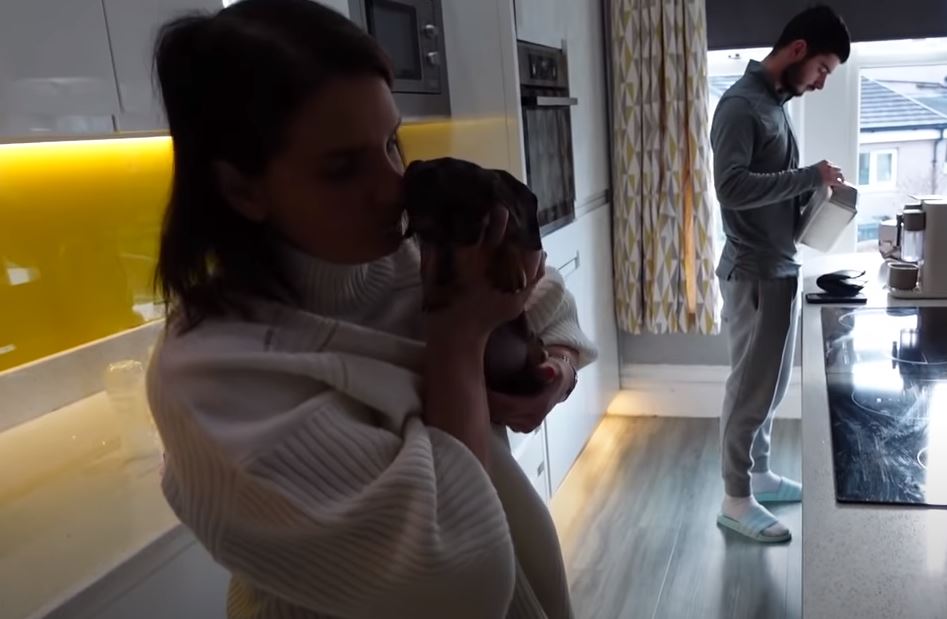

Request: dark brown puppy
left=403, top=157, right=548, bottom=395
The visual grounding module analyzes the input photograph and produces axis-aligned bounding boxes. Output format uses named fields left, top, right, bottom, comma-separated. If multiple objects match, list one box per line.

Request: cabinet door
left=513, top=0, right=563, bottom=49
left=543, top=223, right=592, bottom=494
left=543, top=208, right=620, bottom=496
left=579, top=206, right=621, bottom=419
left=512, top=423, right=550, bottom=503
left=105, top=0, right=220, bottom=132
left=564, top=0, right=609, bottom=206
left=0, top=0, right=119, bottom=138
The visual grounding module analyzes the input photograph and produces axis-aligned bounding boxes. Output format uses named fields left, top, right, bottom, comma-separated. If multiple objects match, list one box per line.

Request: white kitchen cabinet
left=542, top=220, right=594, bottom=494
left=564, top=0, right=610, bottom=207
left=106, top=0, right=353, bottom=132
left=0, top=0, right=119, bottom=138
left=512, top=425, right=551, bottom=502
left=578, top=205, right=621, bottom=420
left=538, top=205, right=620, bottom=496
left=513, top=0, right=564, bottom=49
left=104, top=0, right=220, bottom=132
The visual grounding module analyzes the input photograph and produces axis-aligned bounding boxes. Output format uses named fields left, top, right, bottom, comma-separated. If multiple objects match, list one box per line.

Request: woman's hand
left=420, top=207, right=544, bottom=468
left=488, top=348, right=578, bottom=433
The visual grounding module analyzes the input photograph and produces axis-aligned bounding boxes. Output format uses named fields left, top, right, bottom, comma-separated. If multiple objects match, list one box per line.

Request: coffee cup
left=888, top=262, right=919, bottom=291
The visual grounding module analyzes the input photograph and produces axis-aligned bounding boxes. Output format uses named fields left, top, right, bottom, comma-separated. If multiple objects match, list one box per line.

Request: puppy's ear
left=492, top=170, right=541, bottom=244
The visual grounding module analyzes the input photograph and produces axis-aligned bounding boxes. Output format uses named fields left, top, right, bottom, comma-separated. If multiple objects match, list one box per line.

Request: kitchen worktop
left=0, top=391, right=179, bottom=619
left=801, top=253, right=947, bottom=619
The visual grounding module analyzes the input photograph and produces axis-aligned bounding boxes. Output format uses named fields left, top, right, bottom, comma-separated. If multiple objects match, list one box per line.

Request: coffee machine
left=888, top=198, right=947, bottom=299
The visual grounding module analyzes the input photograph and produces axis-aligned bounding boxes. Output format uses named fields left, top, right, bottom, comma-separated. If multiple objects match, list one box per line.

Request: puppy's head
left=493, top=170, right=541, bottom=251
left=403, top=158, right=500, bottom=246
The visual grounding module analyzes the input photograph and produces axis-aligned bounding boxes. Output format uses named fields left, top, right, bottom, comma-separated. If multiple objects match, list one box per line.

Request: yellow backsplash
left=0, top=118, right=513, bottom=373
left=398, top=117, right=515, bottom=173
left=0, top=137, right=172, bottom=372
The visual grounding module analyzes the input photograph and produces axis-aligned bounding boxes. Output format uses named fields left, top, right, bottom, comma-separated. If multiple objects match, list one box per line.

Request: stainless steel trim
left=556, top=252, right=581, bottom=278
left=521, top=96, right=579, bottom=107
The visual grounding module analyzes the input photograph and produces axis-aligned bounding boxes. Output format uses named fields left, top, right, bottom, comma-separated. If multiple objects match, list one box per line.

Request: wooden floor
left=550, top=417, right=802, bottom=619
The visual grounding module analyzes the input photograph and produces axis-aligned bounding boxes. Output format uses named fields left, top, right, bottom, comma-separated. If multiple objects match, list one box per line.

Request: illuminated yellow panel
left=0, top=137, right=172, bottom=372
left=0, top=117, right=514, bottom=373
left=398, top=116, right=517, bottom=176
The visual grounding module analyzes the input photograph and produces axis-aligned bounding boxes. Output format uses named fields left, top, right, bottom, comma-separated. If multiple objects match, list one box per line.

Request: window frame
left=857, top=148, right=899, bottom=190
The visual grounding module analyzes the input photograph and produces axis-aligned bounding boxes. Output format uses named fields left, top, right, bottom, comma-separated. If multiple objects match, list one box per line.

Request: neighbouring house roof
left=708, top=74, right=947, bottom=132
left=860, top=77, right=947, bottom=130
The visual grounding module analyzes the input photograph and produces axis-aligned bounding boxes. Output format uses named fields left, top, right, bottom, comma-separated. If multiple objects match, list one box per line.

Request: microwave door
left=367, top=0, right=423, bottom=87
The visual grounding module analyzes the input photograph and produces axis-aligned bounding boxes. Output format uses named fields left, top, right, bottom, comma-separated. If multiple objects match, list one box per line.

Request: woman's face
left=255, top=76, right=405, bottom=264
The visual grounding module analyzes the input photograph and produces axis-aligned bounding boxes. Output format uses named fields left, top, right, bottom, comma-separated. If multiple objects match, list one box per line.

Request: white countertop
left=801, top=253, right=947, bottom=619
left=0, top=392, right=180, bottom=619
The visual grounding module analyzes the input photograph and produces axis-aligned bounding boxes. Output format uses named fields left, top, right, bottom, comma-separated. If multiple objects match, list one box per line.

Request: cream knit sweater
left=147, top=240, right=597, bottom=619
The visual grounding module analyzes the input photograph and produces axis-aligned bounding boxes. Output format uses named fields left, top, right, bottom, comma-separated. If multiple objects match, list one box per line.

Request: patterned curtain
left=610, top=0, right=719, bottom=334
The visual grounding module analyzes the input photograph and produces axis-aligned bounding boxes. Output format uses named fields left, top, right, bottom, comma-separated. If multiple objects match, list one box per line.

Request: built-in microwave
left=348, top=0, right=451, bottom=118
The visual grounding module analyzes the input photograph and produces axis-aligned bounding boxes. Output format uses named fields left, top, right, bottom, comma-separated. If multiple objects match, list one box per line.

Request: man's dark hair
left=774, top=4, right=851, bottom=63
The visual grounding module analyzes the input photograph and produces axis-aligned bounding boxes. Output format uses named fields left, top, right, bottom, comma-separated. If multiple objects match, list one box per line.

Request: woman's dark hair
left=774, top=4, right=851, bottom=63
left=154, top=0, right=392, bottom=329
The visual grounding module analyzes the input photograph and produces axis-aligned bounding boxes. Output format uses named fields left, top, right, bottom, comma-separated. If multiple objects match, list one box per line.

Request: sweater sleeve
left=711, top=96, right=822, bottom=210
left=525, top=265, right=598, bottom=369
left=149, top=345, right=516, bottom=619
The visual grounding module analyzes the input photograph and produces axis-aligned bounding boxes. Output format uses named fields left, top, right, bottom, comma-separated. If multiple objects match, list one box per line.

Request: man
left=711, top=5, right=850, bottom=543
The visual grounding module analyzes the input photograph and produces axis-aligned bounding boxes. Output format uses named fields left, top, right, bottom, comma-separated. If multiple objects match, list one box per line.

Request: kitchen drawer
left=542, top=220, right=580, bottom=273
left=512, top=425, right=550, bottom=503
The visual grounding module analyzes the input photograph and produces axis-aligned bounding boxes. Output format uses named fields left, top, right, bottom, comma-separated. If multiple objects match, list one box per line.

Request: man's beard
left=781, top=60, right=808, bottom=97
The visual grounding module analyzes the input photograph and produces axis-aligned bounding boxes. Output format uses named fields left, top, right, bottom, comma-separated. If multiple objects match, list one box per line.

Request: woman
left=146, top=1, right=597, bottom=617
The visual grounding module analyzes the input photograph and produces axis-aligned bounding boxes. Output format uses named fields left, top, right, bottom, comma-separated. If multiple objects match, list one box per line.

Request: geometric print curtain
left=610, top=0, right=719, bottom=334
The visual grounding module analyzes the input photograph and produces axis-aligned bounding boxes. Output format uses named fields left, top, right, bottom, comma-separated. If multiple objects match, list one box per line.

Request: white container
left=796, top=183, right=858, bottom=252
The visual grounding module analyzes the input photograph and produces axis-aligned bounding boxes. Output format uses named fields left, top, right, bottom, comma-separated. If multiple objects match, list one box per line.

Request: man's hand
left=815, top=160, right=845, bottom=186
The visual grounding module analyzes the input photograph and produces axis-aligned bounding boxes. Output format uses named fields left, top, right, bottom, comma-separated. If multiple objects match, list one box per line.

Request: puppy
left=403, top=157, right=548, bottom=396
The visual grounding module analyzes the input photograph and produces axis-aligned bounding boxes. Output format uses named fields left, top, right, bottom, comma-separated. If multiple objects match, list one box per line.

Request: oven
left=518, top=41, right=577, bottom=235
left=349, top=0, right=451, bottom=118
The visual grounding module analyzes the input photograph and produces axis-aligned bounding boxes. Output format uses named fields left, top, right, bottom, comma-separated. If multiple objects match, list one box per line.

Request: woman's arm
left=526, top=266, right=598, bottom=370
left=485, top=266, right=596, bottom=433
left=149, top=343, right=517, bottom=619
left=422, top=329, right=493, bottom=466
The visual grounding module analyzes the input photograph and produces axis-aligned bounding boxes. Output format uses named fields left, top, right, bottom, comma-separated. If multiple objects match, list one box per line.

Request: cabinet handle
left=556, top=252, right=580, bottom=278
left=536, top=461, right=545, bottom=477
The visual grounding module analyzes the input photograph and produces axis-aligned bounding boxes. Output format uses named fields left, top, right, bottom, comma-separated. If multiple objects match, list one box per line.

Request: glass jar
left=901, top=209, right=926, bottom=264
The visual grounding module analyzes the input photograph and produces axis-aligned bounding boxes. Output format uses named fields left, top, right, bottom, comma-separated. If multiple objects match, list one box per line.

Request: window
left=857, top=149, right=898, bottom=188
left=856, top=57, right=947, bottom=250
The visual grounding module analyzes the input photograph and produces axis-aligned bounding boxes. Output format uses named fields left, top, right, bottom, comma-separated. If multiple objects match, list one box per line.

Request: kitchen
left=0, top=1, right=945, bottom=618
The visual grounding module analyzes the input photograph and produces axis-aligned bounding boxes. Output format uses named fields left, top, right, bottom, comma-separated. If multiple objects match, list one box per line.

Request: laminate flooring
left=550, top=417, right=802, bottom=619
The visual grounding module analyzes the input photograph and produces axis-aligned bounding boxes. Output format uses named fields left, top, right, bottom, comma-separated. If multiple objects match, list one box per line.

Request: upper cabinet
left=563, top=0, right=609, bottom=206
left=106, top=0, right=348, bottom=132
left=105, top=0, right=221, bottom=132
left=513, top=0, right=564, bottom=49
left=0, top=0, right=119, bottom=138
